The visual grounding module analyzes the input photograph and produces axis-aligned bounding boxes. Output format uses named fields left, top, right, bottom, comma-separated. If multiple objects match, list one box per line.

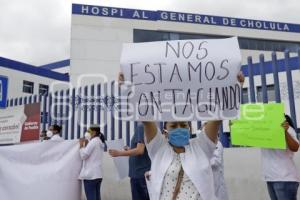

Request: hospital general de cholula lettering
left=71, top=4, right=300, bottom=33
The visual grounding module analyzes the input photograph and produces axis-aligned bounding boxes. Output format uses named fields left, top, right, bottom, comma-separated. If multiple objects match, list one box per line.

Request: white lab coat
left=211, top=141, right=229, bottom=200
left=50, top=134, right=64, bottom=141
left=79, top=137, right=104, bottom=180
left=146, top=129, right=217, bottom=200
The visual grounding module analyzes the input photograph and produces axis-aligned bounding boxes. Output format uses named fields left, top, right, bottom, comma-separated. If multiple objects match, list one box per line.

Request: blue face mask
left=168, top=128, right=190, bottom=147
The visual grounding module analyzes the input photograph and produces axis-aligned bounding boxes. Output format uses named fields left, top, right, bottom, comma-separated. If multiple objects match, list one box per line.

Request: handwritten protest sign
left=231, top=103, right=286, bottom=149
left=120, top=37, right=242, bottom=121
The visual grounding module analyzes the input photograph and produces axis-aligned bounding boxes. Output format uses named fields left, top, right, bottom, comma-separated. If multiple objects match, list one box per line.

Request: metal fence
left=5, top=50, right=300, bottom=147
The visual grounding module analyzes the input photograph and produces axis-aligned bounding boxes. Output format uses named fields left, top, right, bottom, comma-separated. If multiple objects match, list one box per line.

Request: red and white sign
left=0, top=103, right=40, bottom=144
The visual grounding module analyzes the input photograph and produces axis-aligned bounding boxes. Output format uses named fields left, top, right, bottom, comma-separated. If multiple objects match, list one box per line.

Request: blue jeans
left=267, top=182, right=299, bottom=200
left=84, top=179, right=102, bottom=200
left=130, top=178, right=150, bottom=200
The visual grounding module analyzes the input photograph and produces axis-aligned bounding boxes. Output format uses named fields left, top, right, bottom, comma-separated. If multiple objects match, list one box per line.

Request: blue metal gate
left=5, top=50, right=300, bottom=147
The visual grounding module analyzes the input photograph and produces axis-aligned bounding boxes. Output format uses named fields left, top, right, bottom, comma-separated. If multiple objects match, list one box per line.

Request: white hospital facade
left=70, top=3, right=300, bottom=85
left=1, top=3, right=300, bottom=127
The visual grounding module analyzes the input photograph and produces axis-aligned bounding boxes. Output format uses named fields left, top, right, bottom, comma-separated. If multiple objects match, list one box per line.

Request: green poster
left=231, top=103, right=286, bottom=149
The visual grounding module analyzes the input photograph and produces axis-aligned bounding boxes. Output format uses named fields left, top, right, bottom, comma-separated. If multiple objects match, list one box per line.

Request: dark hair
left=163, top=121, right=192, bottom=130
left=89, top=126, right=106, bottom=144
left=285, top=114, right=295, bottom=129
left=52, top=124, right=62, bottom=133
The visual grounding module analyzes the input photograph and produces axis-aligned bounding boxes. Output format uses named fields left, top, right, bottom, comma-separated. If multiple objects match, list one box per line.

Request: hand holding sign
left=120, top=37, right=242, bottom=121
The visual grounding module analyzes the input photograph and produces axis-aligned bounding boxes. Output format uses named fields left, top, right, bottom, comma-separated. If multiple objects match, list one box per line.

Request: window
left=39, top=84, right=49, bottom=95
left=256, top=85, right=275, bottom=102
left=23, top=80, right=34, bottom=94
left=0, top=80, right=2, bottom=101
left=133, top=29, right=170, bottom=43
left=133, top=29, right=300, bottom=52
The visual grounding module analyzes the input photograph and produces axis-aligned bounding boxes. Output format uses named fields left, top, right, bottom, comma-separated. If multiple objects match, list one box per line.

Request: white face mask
left=46, top=130, right=53, bottom=138
left=84, top=132, right=92, bottom=141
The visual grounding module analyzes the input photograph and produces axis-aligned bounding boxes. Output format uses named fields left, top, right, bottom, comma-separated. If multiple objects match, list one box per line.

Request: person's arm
left=282, top=122, right=299, bottom=152
left=79, top=139, right=95, bottom=160
left=237, top=71, right=245, bottom=87
left=109, top=143, right=145, bottom=157
left=204, top=121, right=222, bottom=143
left=143, top=121, right=158, bottom=143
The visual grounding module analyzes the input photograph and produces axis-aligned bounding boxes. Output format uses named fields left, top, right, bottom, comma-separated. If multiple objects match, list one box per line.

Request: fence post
left=271, top=52, right=281, bottom=103
left=118, top=84, right=122, bottom=139
left=126, top=121, right=130, bottom=147
left=71, top=88, right=75, bottom=139
left=259, top=54, right=268, bottom=103
left=14, top=98, right=18, bottom=106
left=54, top=91, right=58, bottom=125
left=96, top=84, right=101, bottom=127
left=19, top=97, right=22, bottom=105
left=48, top=93, right=52, bottom=126
left=90, top=84, right=95, bottom=125
left=247, top=56, right=256, bottom=103
left=103, top=83, right=108, bottom=140
left=110, top=81, right=115, bottom=141
left=42, top=95, right=47, bottom=132
left=77, top=87, right=82, bottom=139
left=65, top=89, right=70, bottom=140
left=284, top=50, right=297, bottom=128
left=83, top=86, right=88, bottom=134
left=59, top=90, right=64, bottom=127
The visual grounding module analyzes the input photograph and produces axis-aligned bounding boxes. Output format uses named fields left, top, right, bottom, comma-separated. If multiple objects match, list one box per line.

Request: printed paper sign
left=231, top=103, right=286, bottom=149
left=0, top=103, right=40, bottom=144
left=120, top=37, right=242, bottom=121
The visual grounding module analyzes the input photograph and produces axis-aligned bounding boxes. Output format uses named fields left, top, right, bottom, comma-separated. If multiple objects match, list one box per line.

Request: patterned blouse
left=160, top=153, right=203, bottom=200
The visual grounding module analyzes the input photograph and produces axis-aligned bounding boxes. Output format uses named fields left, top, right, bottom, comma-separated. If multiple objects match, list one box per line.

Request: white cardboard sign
left=120, top=37, right=242, bottom=121
left=106, top=139, right=129, bottom=180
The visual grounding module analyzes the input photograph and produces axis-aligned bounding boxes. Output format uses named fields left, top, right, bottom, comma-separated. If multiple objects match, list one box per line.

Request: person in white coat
left=211, top=141, right=229, bottom=200
left=118, top=70, right=245, bottom=200
left=144, top=121, right=220, bottom=200
left=46, top=124, right=64, bottom=141
left=196, top=123, right=229, bottom=200
left=261, top=115, right=300, bottom=200
left=79, top=126, right=106, bottom=200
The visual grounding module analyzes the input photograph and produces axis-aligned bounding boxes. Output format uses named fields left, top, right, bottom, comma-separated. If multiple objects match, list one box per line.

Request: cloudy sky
left=0, top=0, right=299, bottom=66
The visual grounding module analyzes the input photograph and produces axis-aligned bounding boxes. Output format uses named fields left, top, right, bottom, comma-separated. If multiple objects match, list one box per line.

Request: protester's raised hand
left=237, top=71, right=245, bottom=85
left=118, top=72, right=125, bottom=85
left=281, top=121, right=290, bottom=131
left=79, top=138, right=86, bottom=148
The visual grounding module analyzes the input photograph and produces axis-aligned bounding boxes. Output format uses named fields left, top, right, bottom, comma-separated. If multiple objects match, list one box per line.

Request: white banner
left=120, top=37, right=242, bottom=121
left=0, top=140, right=82, bottom=200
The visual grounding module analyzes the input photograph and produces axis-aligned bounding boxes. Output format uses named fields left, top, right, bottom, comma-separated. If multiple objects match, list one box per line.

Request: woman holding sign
left=118, top=72, right=244, bottom=200
left=261, top=115, right=300, bottom=200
